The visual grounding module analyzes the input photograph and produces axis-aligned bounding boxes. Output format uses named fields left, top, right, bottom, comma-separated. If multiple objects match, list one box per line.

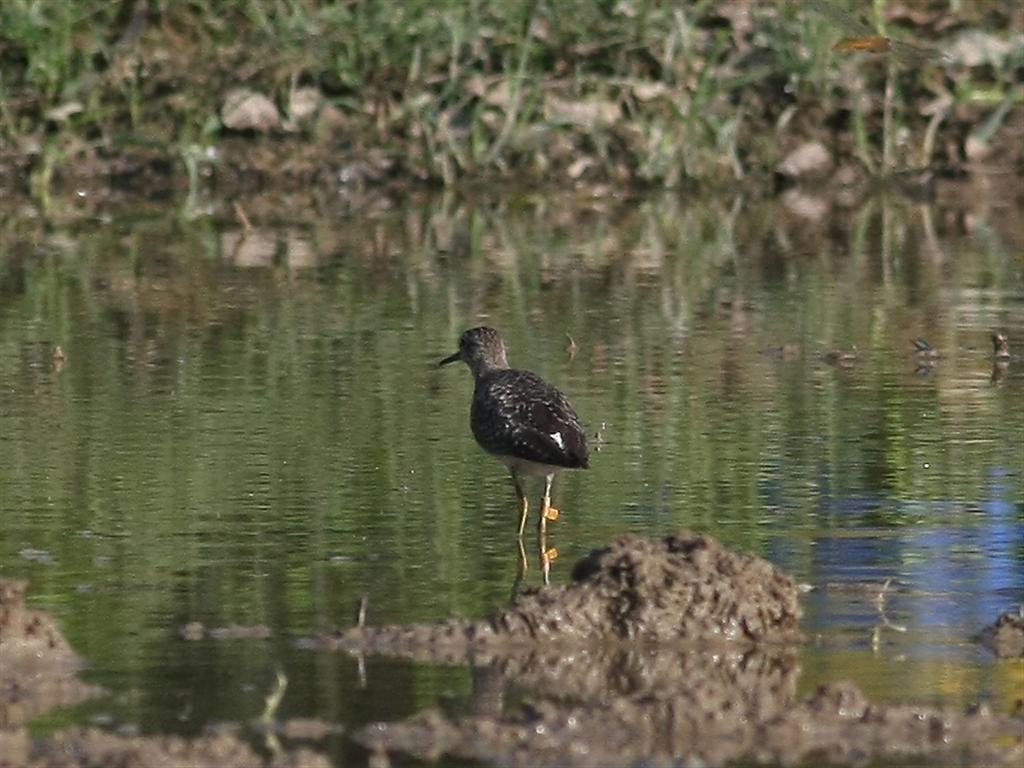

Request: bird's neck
left=470, top=355, right=509, bottom=381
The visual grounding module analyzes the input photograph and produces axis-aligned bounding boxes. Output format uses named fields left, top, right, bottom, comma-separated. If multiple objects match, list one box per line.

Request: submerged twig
left=260, top=668, right=288, bottom=756
left=233, top=201, right=253, bottom=233
left=262, top=668, right=288, bottom=722
left=355, top=595, right=368, bottom=629
left=871, top=579, right=907, bottom=651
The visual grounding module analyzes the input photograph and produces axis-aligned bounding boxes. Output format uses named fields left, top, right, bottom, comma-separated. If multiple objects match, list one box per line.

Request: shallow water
left=2, top=190, right=1023, bottom=765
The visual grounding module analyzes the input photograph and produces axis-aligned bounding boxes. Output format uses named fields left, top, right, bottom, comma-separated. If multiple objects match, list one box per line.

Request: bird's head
left=439, top=327, right=510, bottom=378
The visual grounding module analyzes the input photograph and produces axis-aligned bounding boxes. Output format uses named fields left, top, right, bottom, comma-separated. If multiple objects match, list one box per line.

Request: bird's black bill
left=438, top=351, right=461, bottom=367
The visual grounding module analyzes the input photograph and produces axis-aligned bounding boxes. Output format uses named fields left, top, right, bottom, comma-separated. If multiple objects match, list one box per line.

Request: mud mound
left=979, top=609, right=1024, bottom=657
left=325, top=535, right=1023, bottom=768
left=0, top=580, right=104, bottom=727
left=315, top=531, right=801, bottom=657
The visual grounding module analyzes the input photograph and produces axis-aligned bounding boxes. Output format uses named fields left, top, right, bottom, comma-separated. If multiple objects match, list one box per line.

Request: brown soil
left=301, top=533, right=1024, bottom=767
left=312, top=531, right=803, bottom=658
left=0, top=580, right=104, bottom=728
left=1, top=726, right=331, bottom=768
left=979, top=610, right=1024, bottom=657
left=0, top=579, right=330, bottom=768
left=355, top=668, right=1024, bottom=768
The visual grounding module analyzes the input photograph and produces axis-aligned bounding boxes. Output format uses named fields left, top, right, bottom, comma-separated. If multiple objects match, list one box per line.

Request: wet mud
left=979, top=609, right=1024, bottom=658
left=0, top=580, right=104, bottom=728
left=6, top=527, right=1024, bottom=768
left=0, top=579, right=330, bottom=768
left=179, top=621, right=273, bottom=641
left=312, top=531, right=803, bottom=658
left=355, top=666, right=1024, bottom=768
left=1, top=726, right=331, bottom=768
left=301, top=533, right=1024, bottom=768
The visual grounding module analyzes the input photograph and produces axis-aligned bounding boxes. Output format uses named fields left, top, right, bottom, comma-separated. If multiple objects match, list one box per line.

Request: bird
left=439, top=327, right=589, bottom=539
left=911, top=338, right=940, bottom=359
left=991, top=332, right=1011, bottom=361
left=991, top=332, right=1012, bottom=383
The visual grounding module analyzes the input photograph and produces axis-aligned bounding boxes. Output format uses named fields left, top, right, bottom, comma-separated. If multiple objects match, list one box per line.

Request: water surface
left=2, top=190, right=1022, bottom=764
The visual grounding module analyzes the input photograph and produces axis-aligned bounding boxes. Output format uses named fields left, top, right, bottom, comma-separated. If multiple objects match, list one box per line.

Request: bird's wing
left=472, top=371, right=589, bottom=469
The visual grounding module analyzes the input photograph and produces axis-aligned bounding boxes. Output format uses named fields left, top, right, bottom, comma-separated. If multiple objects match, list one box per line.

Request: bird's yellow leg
left=540, top=474, right=560, bottom=521
left=538, top=523, right=557, bottom=586
left=512, top=470, right=529, bottom=538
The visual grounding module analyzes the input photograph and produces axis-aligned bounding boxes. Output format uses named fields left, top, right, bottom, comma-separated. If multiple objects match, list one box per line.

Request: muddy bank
left=0, top=727, right=331, bottom=768
left=302, top=534, right=1023, bottom=767
left=0, top=580, right=331, bottom=768
left=4, top=3, right=1023, bottom=198
left=356, top=673, right=1024, bottom=768
left=0, top=580, right=104, bottom=728
left=979, top=609, right=1024, bottom=658
left=311, top=532, right=802, bottom=659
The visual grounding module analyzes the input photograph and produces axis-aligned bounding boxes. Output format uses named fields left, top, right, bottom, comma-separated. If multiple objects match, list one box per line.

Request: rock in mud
left=0, top=580, right=104, bottom=727
left=979, top=609, right=1024, bottom=657
left=222, top=88, right=281, bottom=132
left=313, top=531, right=802, bottom=657
left=776, top=140, right=833, bottom=181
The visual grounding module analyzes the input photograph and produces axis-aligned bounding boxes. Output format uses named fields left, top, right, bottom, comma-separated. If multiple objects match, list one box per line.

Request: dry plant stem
left=233, top=201, right=253, bottom=232
left=883, top=57, right=896, bottom=173
left=920, top=97, right=951, bottom=168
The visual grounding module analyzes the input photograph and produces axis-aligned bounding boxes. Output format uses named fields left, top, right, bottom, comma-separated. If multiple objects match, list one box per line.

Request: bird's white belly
left=499, top=456, right=564, bottom=476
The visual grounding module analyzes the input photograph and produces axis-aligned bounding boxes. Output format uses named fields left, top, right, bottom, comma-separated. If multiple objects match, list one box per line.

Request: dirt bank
left=0, top=580, right=104, bottom=728
left=356, top=670, right=1024, bottom=768
left=300, top=533, right=1024, bottom=767
left=0, top=579, right=331, bottom=768
left=311, top=531, right=803, bottom=659
left=4, top=3, right=1023, bottom=197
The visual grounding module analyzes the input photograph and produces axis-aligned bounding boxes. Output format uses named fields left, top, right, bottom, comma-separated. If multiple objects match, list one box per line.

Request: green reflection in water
left=1, top=192, right=1022, bottom=760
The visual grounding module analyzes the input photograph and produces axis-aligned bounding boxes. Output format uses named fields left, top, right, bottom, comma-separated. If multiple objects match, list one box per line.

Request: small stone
left=289, top=87, right=322, bottom=122
left=777, top=141, right=833, bottom=180
left=221, top=88, right=280, bottom=132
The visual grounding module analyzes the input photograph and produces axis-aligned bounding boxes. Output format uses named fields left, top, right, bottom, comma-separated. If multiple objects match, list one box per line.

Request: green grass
left=1, top=0, right=1022, bottom=193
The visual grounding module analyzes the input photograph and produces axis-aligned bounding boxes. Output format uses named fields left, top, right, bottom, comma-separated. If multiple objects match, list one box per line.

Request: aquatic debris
left=179, top=621, right=272, bottom=641
left=823, top=347, right=858, bottom=368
